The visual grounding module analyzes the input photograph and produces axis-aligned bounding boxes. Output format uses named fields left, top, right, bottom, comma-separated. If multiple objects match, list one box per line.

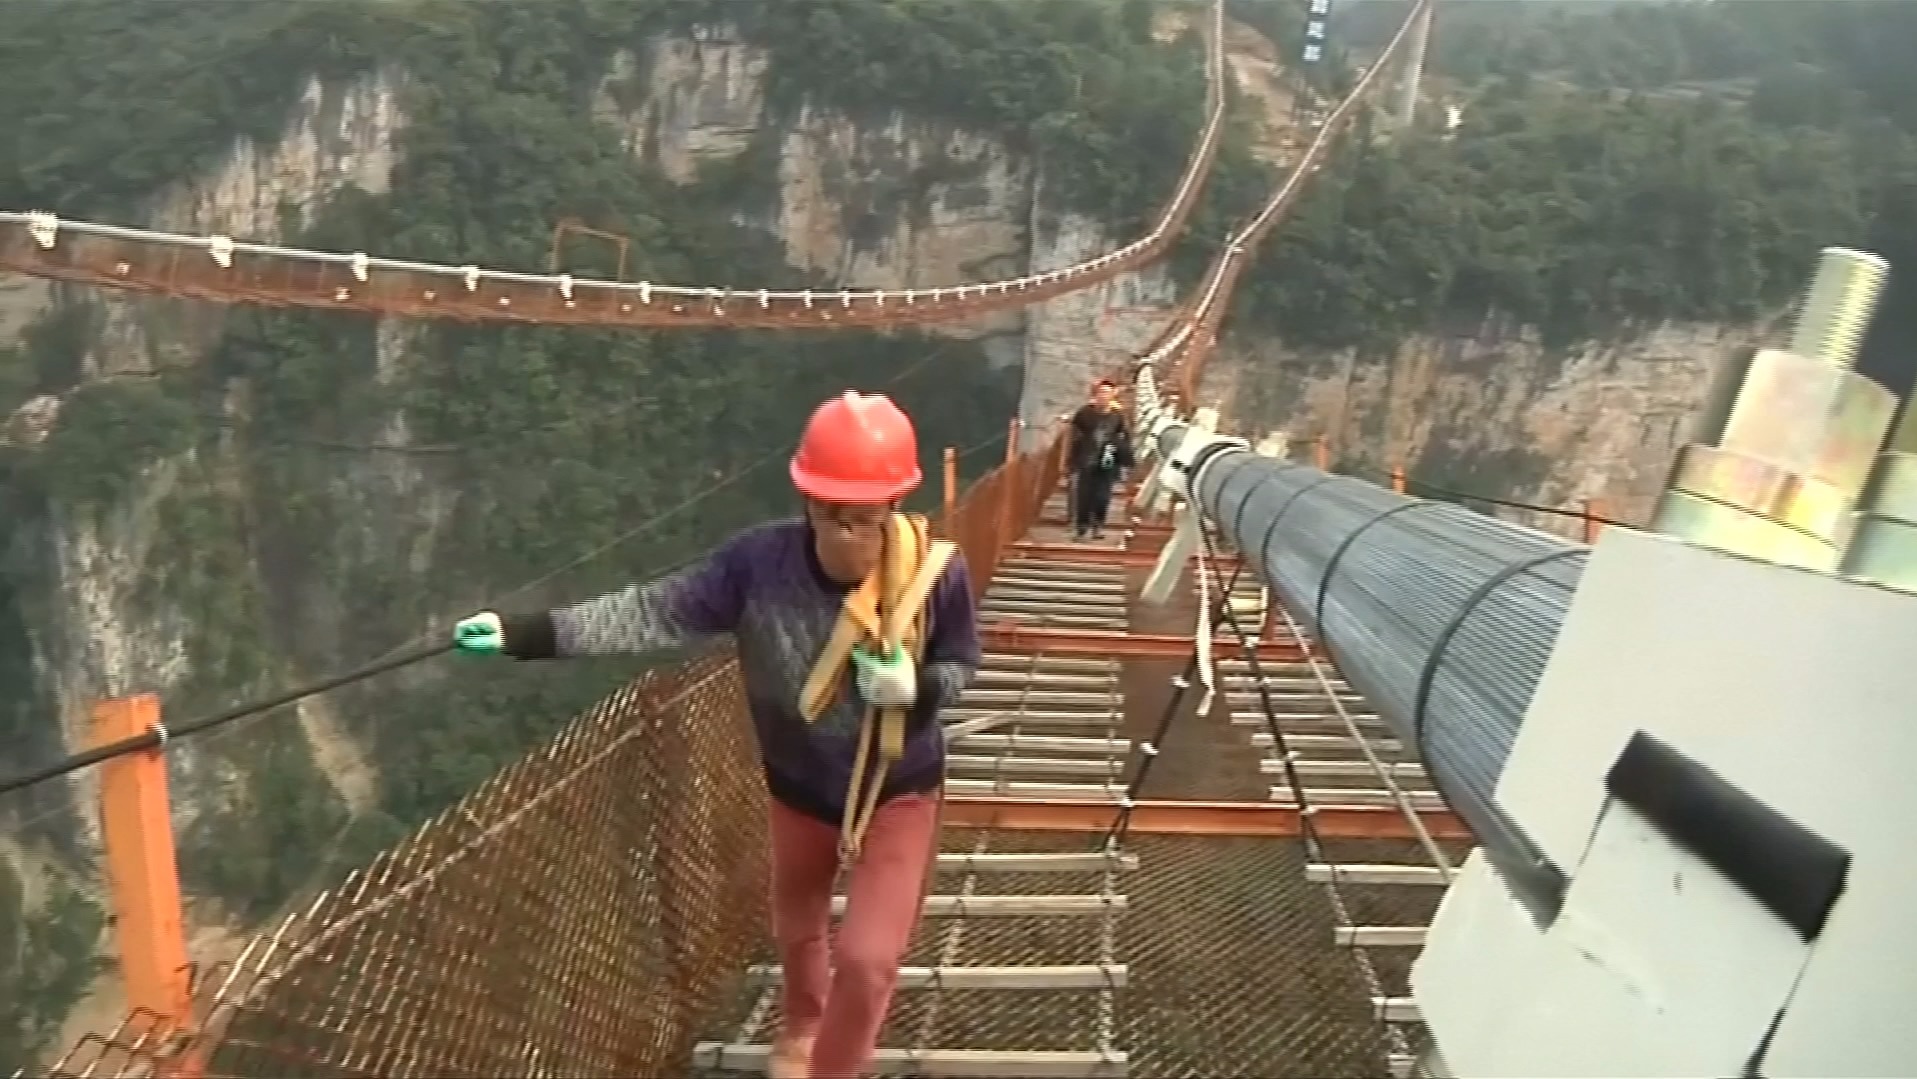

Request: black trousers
left=1073, top=468, right=1116, bottom=533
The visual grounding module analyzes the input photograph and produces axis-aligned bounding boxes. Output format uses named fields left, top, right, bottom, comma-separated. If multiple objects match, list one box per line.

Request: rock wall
left=0, top=65, right=412, bottom=1060
left=589, top=24, right=1180, bottom=431
left=0, top=22, right=1197, bottom=1058
left=1210, top=313, right=1787, bottom=529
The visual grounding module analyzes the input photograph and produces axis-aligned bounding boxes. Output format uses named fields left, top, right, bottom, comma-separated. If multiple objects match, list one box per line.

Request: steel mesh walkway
left=16, top=1, right=1458, bottom=1067
left=28, top=469, right=1475, bottom=1079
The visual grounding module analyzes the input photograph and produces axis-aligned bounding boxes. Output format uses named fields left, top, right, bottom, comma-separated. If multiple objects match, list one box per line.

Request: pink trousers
left=770, top=791, right=939, bottom=1079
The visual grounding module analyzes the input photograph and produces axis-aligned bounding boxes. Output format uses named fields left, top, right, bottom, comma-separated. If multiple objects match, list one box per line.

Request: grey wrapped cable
left=1185, top=448, right=1585, bottom=922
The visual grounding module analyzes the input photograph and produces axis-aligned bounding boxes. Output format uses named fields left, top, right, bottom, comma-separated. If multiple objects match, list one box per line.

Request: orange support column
left=1583, top=498, right=1606, bottom=544
left=1004, top=418, right=1022, bottom=467
left=1390, top=466, right=1406, bottom=494
left=94, top=695, right=196, bottom=1065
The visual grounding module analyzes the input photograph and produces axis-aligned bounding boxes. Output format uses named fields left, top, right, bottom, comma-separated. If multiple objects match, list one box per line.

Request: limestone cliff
left=0, top=18, right=1192, bottom=1061
left=1209, top=313, right=1785, bottom=534
left=588, top=22, right=1179, bottom=435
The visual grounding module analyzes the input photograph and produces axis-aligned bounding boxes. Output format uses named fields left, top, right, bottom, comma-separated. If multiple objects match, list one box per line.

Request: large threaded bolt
left=1787, top=247, right=1890, bottom=369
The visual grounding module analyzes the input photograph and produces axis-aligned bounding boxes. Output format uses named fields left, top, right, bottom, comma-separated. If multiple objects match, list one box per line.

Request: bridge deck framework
left=11, top=0, right=1451, bottom=1071
left=682, top=485, right=1469, bottom=1079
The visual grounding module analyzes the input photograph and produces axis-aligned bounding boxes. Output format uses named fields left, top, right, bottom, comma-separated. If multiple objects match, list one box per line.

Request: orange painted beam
left=943, top=796, right=1473, bottom=841
left=94, top=695, right=197, bottom=1073
left=982, top=623, right=1307, bottom=660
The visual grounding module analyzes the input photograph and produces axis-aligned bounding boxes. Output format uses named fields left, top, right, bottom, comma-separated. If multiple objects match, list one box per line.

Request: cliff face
left=1210, top=313, right=1780, bottom=531
left=588, top=24, right=1178, bottom=433
left=0, top=21, right=1185, bottom=1061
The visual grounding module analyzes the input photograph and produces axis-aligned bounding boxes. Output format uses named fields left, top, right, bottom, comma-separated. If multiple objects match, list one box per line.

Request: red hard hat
left=790, top=391, right=923, bottom=503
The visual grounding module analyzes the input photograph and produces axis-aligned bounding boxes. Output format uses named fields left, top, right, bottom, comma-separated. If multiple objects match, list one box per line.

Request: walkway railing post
left=1390, top=465, right=1406, bottom=494
left=94, top=693, right=197, bottom=1072
left=1582, top=498, right=1604, bottom=544
left=1314, top=436, right=1330, bottom=471
left=942, top=446, right=957, bottom=527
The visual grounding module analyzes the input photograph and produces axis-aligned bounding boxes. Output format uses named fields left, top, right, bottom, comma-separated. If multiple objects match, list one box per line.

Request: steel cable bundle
left=1192, top=450, right=1586, bottom=875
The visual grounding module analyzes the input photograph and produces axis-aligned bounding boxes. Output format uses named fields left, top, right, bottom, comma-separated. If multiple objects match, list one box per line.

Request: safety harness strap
left=797, top=513, right=955, bottom=858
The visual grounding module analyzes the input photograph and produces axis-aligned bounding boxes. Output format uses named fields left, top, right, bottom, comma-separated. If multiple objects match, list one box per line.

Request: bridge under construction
left=4, top=0, right=1912, bottom=1074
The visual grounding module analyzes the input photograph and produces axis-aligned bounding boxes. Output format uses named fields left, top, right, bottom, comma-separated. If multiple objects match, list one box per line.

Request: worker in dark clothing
left=1067, top=378, right=1134, bottom=540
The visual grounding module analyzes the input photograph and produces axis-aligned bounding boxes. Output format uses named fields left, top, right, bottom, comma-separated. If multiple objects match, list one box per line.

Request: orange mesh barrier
left=32, top=429, right=1071, bottom=1079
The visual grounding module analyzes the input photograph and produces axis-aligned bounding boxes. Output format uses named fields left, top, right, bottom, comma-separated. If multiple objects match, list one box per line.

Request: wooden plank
left=1251, top=731, right=1402, bottom=753
left=947, top=709, right=1122, bottom=729
left=979, top=652, right=1119, bottom=672
left=1374, top=996, right=1421, bottom=1023
left=947, top=755, right=1122, bottom=777
left=691, top=1044, right=1127, bottom=1077
left=1232, top=711, right=1385, bottom=729
left=1305, top=863, right=1448, bottom=886
left=746, top=963, right=1128, bottom=990
left=937, top=851, right=1139, bottom=874
left=964, top=689, right=1123, bottom=706
left=942, top=796, right=1475, bottom=841
left=972, top=668, right=1113, bottom=687
left=948, top=778, right=1125, bottom=800
left=1335, top=925, right=1428, bottom=947
left=833, top=894, right=1126, bottom=918
left=1261, top=759, right=1426, bottom=780
left=1269, top=786, right=1449, bottom=810
left=953, top=733, right=1131, bottom=755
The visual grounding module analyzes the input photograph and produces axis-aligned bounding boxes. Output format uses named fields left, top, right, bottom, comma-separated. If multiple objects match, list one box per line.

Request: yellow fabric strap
left=795, top=513, right=956, bottom=857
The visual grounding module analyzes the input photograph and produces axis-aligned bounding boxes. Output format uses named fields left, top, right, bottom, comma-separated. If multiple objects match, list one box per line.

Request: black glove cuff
left=499, top=612, right=558, bottom=660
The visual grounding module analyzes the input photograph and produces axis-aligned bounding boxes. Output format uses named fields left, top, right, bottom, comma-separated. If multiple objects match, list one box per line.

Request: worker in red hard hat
left=1067, top=378, right=1135, bottom=540
left=453, top=390, right=979, bottom=1079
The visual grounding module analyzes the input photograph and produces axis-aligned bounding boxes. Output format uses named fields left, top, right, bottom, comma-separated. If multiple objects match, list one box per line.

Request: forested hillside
left=0, top=0, right=1229, bottom=1065
left=1223, top=0, right=1917, bottom=494
left=5, top=0, right=1911, bottom=1065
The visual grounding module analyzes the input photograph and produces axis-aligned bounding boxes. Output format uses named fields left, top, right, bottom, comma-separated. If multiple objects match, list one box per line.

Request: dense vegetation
left=1232, top=0, right=1917, bottom=389
left=0, top=0, right=1220, bottom=1066
left=6, top=0, right=1910, bottom=1065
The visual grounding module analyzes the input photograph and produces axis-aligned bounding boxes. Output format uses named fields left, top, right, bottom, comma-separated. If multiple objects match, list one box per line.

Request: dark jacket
left=1069, top=404, right=1135, bottom=474
left=498, top=520, right=980, bottom=826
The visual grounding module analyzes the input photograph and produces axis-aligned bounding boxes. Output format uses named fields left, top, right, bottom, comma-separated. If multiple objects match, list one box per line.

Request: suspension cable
left=0, top=643, right=452, bottom=796
left=0, top=419, right=1011, bottom=801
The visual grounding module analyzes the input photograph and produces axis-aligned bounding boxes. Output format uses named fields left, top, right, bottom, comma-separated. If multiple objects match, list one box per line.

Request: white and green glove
left=851, top=643, right=917, bottom=709
left=453, top=612, right=505, bottom=655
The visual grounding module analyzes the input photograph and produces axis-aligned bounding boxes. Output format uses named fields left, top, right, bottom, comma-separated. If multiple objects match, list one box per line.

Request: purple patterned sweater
left=500, top=518, right=979, bottom=826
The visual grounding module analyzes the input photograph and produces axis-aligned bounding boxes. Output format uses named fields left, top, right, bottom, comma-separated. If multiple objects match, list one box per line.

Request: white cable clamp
left=26, top=212, right=58, bottom=249
left=462, top=265, right=481, bottom=292
left=151, top=722, right=170, bottom=749
left=557, top=274, right=573, bottom=301
left=351, top=252, right=370, bottom=283
left=1194, top=532, right=1217, bottom=716
left=208, top=235, right=234, bottom=268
